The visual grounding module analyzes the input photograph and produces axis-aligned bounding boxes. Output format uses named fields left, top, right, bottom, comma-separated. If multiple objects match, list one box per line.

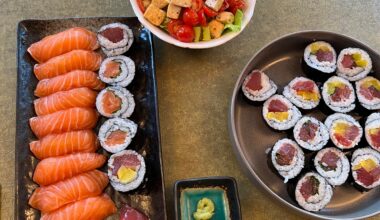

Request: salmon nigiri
left=29, top=170, right=108, bottom=213
left=30, top=130, right=99, bottom=159
left=34, top=87, right=97, bottom=116
left=33, top=153, right=106, bottom=186
left=28, top=27, right=99, bottom=63
left=34, top=50, right=102, bottom=80
left=41, top=194, right=117, bottom=220
left=29, top=107, right=98, bottom=138
left=34, top=70, right=105, bottom=97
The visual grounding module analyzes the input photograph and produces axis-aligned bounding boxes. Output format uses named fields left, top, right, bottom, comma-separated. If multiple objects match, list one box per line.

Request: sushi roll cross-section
left=263, top=95, right=302, bottom=130
left=314, top=147, right=350, bottom=186
left=241, top=69, right=277, bottom=102
left=271, top=138, right=305, bottom=183
left=322, top=76, right=356, bottom=113
left=303, top=41, right=337, bottom=74
left=99, top=56, right=136, bottom=87
left=325, top=113, right=363, bottom=150
left=365, top=113, right=380, bottom=152
left=337, top=48, right=372, bottom=81
left=356, top=76, right=380, bottom=110
left=293, top=116, right=329, bottom=151
left=283, top=77, right=321, bottom=109
left=351, top=148, right=380, bottom=190
left=97, top=23, right=134, bottom=57
left=96, top=86, right=135, bottom=119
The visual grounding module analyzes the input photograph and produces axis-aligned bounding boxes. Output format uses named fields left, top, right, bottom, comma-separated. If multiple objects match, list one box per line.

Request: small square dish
left=174, top=176, right=241, bottom=220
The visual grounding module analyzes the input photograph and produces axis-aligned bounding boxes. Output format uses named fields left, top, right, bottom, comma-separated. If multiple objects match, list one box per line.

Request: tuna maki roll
left=242, top=69, right=277, bottom=102
left=322, top=76, right=356, bottom=113
left=99, top=56, right=135, bottom=87
left=314, top=147, right=350, bottom=186
left=271, top=138, right=304, bottom=183
left=337, top=48, right=372, bottom=81
left=108, top=150, right=146, bottom=192
left=293, top=116, right=329, bottom=151
left=325, top=113, right=363, bottom=150
left=99, top=118, right=137, bottom=153
left=351, top=147, right=380, bottom=190
left=356, top=76, right=380, bottom=110
left=304, top=41, right=337, bottom=74
left=97, top=23, right=134, bottom=57
left=283, top=77, right=321, bottom=109
left=96, top=86, right=135, bottom=118
left=365, top=113, right=380, bottom=152
left=295, top=172, right=333, bottom=212
left=263, top=95, right=302, bottom=130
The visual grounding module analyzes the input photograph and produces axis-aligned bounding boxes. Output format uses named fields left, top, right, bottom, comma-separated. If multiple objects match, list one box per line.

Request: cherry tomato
left=183, top=8, right=199, bottom=26
left=136, top=0, right=145, bottom=12
left=219, top=0, right=230, bottom=12
left=175, top=25, right=195, bottom=42
left=167, top=20, right=183, bottom=37
left=203, top=5, right=218, bottom=17
left=227, top=0, right=246, bottom=14
left=197, top=9, right=207, bottom=26
left=191, top=0, right=203, bottom=12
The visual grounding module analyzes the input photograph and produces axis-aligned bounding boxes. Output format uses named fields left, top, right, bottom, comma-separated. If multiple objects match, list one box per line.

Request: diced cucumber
left=202, top=26, right=211, bottom=41
left=193, top=26, right=201, bottom=42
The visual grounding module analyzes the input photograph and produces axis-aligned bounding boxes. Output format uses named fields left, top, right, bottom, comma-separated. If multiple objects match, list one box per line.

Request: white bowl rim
left=129, top=0, right=256, bottom=49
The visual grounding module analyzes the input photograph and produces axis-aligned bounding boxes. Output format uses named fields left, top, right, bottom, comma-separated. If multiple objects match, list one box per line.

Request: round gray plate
left=229, top=31, right=380, bottom=219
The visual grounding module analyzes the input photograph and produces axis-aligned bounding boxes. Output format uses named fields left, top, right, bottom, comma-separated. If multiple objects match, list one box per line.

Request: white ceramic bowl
left=130, top=0, right=256, bottom=49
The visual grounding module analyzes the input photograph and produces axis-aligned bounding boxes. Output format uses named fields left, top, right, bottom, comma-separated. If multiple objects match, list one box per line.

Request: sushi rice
left=97, top=23, right=134, bottom=57
left=337, top=48, right=372, bottom=81
left=283, top=77, right=321, bottom=109
left=96, top=86, right=135, bottom=119
left=355, top=76, right=380, bottom=110
left=99, top=56, right=135, bottom=87
left=293, top=116, right=329, bottom=151
left=99, top=118, right=137, bottom=153
left=351, top=147, right=380, bottom=189
left=322, top=76, right=356, bottom=113
left=365, top=113, right=380, bottom=152
left=242, top=70, right=277, bottom=102
left=304, top=41, right=337, bottom=74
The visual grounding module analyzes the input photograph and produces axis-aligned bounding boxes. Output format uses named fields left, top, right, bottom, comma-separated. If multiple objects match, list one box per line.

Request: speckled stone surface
left=1, top=0, right=380, bottom=219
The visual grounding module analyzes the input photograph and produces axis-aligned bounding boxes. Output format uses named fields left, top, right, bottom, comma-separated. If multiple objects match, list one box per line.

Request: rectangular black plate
left=16, top=17, right=166, bottom=219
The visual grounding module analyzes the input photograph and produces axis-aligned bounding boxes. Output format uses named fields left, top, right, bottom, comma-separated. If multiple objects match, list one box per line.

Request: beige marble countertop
left=1, top=0, right=380, bottom=219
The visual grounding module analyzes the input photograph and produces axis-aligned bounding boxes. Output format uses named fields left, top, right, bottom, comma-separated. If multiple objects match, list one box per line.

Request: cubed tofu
left=171, top=0, right=191, bottom=8
left=142, top=0, right=152, bottom=8
left=167, top=3, right=181, bottom=19
left=216, top=11, right=235, bottom=24
left=152, top=0, right=169, bottom=9
left=144, top=4, right=166, bottom=26
left=205, top=0, right=224, bottom=11
left=209, top=20, right=224, bottom=39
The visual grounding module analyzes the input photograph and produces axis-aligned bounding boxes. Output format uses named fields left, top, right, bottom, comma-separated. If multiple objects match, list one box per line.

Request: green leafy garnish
left=224, top=9, right=244, bottom=32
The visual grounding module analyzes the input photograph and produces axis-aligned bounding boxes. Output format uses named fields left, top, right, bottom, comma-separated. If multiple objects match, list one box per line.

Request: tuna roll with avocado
left=337, top=48, right=372, bottom=81
left=351, top=147, right=380, bottom=190
left=322, top=76, right=356, bottom=113
left=283, top=77, right=321, bottom=109
left=96, top=86, right=135, bottom=118
left=304, top=41, right=337, bottom=74
left=99, top=56, right=135, bottom=87
left=108, top=150, right=146, bottom=192
left=99, top=118, right=137, bottom=153
left=271, top=138, right=304, bottom=183
left=314, top=147, right=350, bottom=186
left=293, top=116, right=329, bottom=151
left=97, top=23, right=134, bottom=57
left=325, top=113, right=363, bottom=150
left=263, top=95, right=302, bottom=130
left=295, top=172, right=333, bottom=212
left=356, top=76, right=380, bottom=110
left=365, top=113, right=380, bottom=152
left=242, top=69, right=277, bottom=102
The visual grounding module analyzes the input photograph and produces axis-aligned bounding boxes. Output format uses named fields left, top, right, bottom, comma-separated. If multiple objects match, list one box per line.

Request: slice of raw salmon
left=34, top=87, right=97, bottom=116
left=34, top=70, right=105, bottom=97
left=29, top=170, right=108, bottom=213
left=40, top=194, right=116, bottom=220
left=27, top=27, right=99, bottom=63
left=34, top=50, right=102, bottom=80
left=29, top=107, right=98, bottom=138
left=33, top=153, right=106, bottom=186
left=29, top=130, right=99, bottom=159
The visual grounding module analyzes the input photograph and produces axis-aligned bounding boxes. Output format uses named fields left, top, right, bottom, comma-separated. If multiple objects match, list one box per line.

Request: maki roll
left=314, top=147, right=350, bottom=186
left=97, top=23, right=134, bottom=57
left=295, top=172, right=333, bottom=212
left=337, top=48, right=372, bottom=81
left=99, top=56, right=135, bottom=87
left=241, top=69, right=277, bottom=102
left=96, top=87, right=135, bottom=118
left=293, top=116, right=329, bottom=151
left=262, top=95, right=302, bottom=130
left=99, top=118, right=137, bottom=153
left=303, top=41, right=337, bottom=74
left=271, top=138, right=304, bottom=183
left=351, top=147, right=380, bottom=190
left=325, top=113, right=363, bottom=150
left=356, top=76, right=380, bottom=110
left=322, top=76, right=356, bottom=113
left=283, top=77, right=321, bottom=109
left=108, top=150, right=146, bottom=192
left=365, top=113, right=380, bottom=152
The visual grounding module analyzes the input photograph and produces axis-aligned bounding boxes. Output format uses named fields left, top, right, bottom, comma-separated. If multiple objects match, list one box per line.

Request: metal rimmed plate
left=229, top=31, right=380, bottom=219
